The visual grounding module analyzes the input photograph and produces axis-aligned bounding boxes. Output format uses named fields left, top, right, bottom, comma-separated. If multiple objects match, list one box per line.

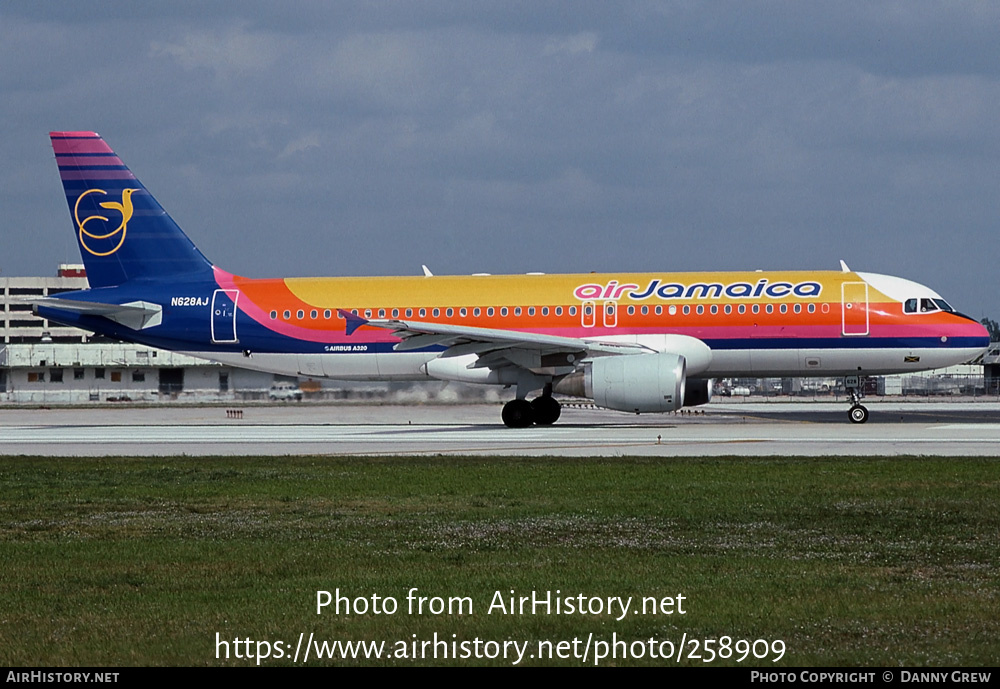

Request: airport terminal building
left=1, top=265, right=277, bottom=404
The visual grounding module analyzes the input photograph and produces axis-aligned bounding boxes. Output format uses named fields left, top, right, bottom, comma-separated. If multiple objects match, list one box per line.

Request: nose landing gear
left=846, top=376, right=869, bottom=424
left=849, top=402, right=869, bottom=424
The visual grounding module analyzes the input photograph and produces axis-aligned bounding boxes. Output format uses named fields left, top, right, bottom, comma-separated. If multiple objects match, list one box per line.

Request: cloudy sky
left=2, top=2, right=997, bottom=316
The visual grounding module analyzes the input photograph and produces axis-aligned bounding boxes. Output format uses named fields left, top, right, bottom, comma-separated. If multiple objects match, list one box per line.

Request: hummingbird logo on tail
left=74, top=188, right=139, bottom=256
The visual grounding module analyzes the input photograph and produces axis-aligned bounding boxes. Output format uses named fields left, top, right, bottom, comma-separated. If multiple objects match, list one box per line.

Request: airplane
left=34, top=131, right=990, bottom=427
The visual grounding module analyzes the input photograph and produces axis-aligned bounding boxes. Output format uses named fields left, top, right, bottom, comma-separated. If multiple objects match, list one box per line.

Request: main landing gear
left=502, top=389, right=562, bottom=428
left=846, top=376, right=869, bottom=424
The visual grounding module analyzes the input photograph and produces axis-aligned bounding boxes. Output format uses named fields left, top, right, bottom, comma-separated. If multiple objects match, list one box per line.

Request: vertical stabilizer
left=50, top=131, right=214, bottom=288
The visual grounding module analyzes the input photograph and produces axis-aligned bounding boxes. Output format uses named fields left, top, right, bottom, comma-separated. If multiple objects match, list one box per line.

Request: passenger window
left=311, top=310, right=318, bottom=319
left=270, top=311, right=277, bottom=320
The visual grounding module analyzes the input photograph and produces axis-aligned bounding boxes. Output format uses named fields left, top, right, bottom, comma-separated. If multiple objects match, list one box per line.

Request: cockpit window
left=905, top=297, right=954, bottom=315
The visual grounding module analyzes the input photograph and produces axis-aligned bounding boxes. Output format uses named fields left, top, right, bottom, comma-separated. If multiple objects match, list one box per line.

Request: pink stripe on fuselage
left=211, top=268, right=985, bottom=346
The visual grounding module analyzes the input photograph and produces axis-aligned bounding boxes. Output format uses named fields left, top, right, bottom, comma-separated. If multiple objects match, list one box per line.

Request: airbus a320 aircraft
left=34, top=132, right=990, bottom=426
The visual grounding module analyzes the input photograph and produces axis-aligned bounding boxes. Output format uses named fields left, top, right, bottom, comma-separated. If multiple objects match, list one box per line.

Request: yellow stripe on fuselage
left=281, top=271, right=891, bottom=308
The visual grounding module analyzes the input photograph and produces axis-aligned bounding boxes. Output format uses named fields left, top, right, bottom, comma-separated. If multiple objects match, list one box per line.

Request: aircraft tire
left=502, top=399, right=535, bottom=428
left=848, top=404, right=869, bottom=424
left=530, top=396, right=561, bottom=425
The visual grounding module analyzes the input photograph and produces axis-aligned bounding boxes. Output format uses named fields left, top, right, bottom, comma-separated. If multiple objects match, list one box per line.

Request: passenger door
left=841, top=282, right=869, bottom=336
left=211, top=289, right=239, bottom=343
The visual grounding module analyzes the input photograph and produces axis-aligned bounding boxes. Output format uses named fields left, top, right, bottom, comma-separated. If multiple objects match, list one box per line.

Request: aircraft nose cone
left=971, top=321, right=992, bottom=350
left=950, top=315, right=992, bottom=349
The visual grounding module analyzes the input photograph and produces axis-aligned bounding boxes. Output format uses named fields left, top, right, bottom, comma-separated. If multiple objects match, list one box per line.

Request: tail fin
left=50, top=131, right=215, bottom=288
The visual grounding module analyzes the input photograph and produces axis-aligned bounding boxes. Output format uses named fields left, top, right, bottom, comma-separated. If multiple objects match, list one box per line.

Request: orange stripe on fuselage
left=221, top=270, right=934, bottom=336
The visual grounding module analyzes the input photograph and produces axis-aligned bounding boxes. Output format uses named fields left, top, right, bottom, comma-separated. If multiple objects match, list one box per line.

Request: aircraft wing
left=342, top=311, right=653, bottom=375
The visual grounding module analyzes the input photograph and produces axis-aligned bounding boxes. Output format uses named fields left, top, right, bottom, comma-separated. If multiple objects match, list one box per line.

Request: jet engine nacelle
left=587, top=353, right=686, bottom=413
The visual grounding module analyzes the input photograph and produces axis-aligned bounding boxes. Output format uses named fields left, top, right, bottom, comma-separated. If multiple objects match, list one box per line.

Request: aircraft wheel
left=530, top=396, right=561, bottom=425
left=848, top=404, right=869, bottom=424
left=502, top=399, right=534, bottom=428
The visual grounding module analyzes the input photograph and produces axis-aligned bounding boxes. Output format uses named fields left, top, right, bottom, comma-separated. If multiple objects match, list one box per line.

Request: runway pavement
left=2, top=401, right=999, bottom=456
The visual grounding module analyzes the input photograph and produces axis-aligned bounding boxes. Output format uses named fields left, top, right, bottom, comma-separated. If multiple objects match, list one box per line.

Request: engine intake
left=683, top=378, right=713, bottom=407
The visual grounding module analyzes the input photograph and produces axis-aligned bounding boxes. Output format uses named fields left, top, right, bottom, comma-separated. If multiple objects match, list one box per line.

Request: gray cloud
left=1, top=1, right=997, bottom=316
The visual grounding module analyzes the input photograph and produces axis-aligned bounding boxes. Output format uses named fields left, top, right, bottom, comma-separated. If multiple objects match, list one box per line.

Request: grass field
left=2, top=455, right=998, bottom=666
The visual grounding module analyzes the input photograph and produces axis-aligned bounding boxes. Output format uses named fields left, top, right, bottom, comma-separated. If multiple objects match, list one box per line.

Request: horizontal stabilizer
left=31, top=297, right=163, bottom=330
